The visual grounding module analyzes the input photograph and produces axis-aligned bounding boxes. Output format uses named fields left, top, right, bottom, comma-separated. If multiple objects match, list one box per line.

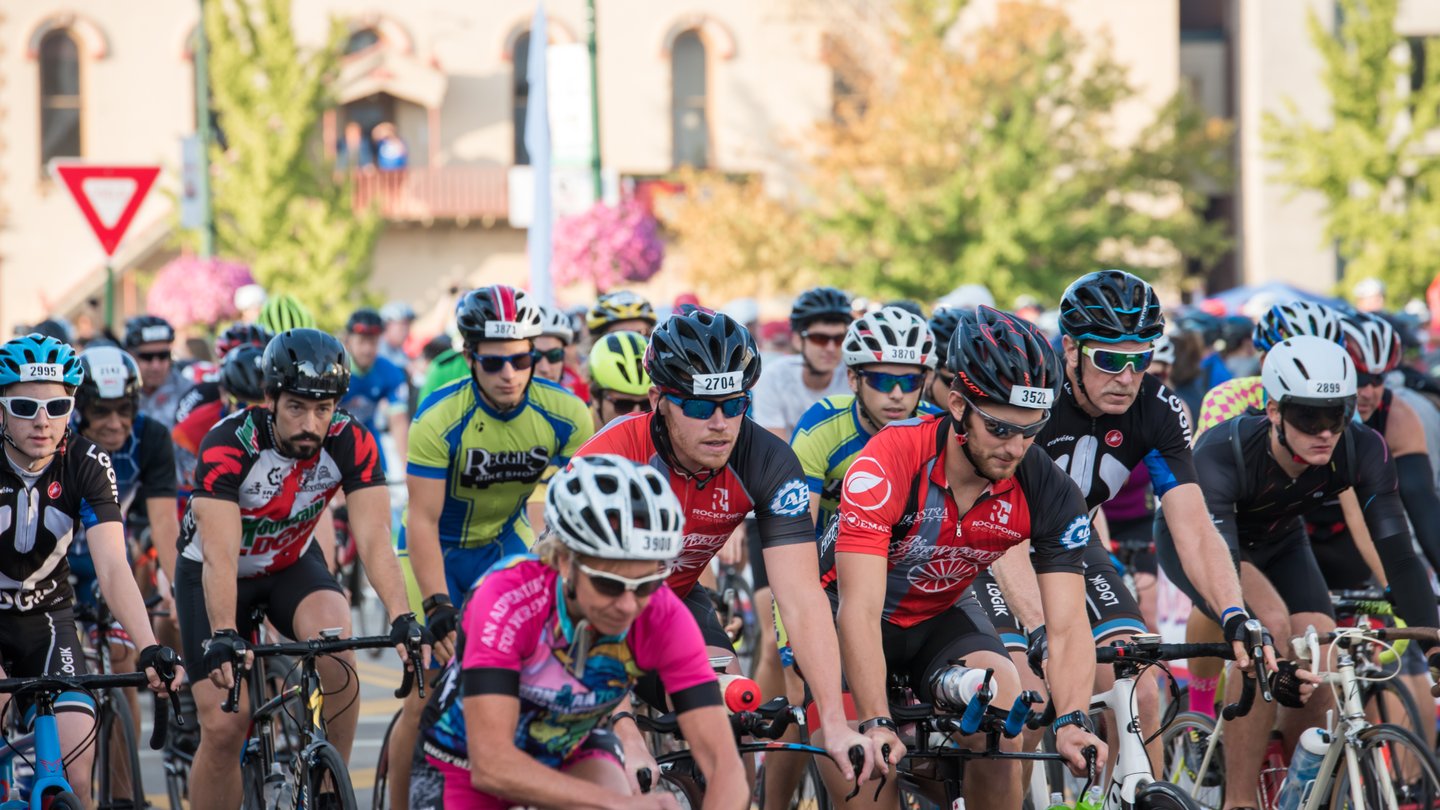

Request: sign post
left=53, top=164, right=160, bottom=331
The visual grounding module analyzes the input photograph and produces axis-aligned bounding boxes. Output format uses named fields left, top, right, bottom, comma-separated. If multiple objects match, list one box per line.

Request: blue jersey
left=341, top=357, right=409, bottom=475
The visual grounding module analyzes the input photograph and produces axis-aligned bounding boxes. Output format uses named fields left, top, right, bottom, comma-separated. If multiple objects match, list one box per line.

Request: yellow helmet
left=587, top=291, right=657, bottom=335
left=588, top=331, right=651, bottom=396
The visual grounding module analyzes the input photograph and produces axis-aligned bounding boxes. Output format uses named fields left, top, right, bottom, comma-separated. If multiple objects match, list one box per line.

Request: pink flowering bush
left=553, top=200, right=665, bottom=291
left=146, top=257, right=255, bottom=329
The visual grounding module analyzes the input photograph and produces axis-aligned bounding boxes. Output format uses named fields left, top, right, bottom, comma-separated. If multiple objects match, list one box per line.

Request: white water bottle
left=928, top=664, right=988, bottom=714
left=1275, top=727, right=1329, bottom=810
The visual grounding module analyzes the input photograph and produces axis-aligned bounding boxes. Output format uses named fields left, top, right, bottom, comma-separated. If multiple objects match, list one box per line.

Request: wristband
left=1051, top=710, right=1094, bottom=735
left=610, top=711, right=637, bottom=729
left=422, top=593, right=453, bottom=614
left=859, top=716, right=898, bottom=735
left=1220, top=605, right=1245, bottom=623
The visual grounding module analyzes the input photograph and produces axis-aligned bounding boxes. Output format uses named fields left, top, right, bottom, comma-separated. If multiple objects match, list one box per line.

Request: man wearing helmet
left=829, top=308, right=1107, bottom=809
left=173, top=345, right=268, bottom=514
left=587, top=331, right=652, bottom=429
left=535, top=304, right=590, bottom=402
left=587, top=290, right=658, bottom=339
left=342, top=308, right=411, bottom=479
left=573, top=307, right=881, bottom=793
left=1157, top=336, right=1435, bottom=810
left=0, top=334, right=184, bottom=803
left=124, top=315, right=188, bottom=429
left=177, top=328, right=424, bottom=810
left=419, top=455, right=745, bottom=809
left=380, top=301, right=417, bottom=369
left=392, top=286, right=593, bottom=809
left=924, top=306, right=968, bottom=408
left=752, top=287, right=855, bottom=440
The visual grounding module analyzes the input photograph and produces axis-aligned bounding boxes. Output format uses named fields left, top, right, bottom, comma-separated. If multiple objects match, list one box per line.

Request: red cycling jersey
left=827, top=414, right=1090, bottom=627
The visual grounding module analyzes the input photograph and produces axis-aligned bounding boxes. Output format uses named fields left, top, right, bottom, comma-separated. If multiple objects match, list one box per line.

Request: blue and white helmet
left=0, top=334, right=84, bottom=390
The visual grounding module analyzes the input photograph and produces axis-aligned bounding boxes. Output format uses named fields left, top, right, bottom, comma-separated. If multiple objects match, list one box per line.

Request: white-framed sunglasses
left=575, top=561, right=671, bottom=598
left=0, top=396, right=75, bottom=420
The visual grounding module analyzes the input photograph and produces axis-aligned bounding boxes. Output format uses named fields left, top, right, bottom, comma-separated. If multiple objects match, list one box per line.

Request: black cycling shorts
left=974, top=536, right=1148, bottom=652
left=633, top=584, right=733, bottom=711
left=0, top=606, right=96, bottom=717
left=1156, top=519, right=1334, bottom=622
left=880, top=593, right=1008, bottom=704
left=1308, top=529, right=1374, bottom=592
left=176, top=542, right=344, bottom=676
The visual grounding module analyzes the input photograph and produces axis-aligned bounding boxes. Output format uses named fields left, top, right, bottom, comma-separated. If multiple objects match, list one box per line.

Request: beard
left=277, top=431, right=323, bottom=459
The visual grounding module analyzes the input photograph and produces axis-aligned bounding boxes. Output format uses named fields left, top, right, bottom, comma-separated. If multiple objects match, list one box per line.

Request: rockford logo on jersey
left=459, top=447, right=551, bottom=488
left=770, top=480, right=809, bottom=517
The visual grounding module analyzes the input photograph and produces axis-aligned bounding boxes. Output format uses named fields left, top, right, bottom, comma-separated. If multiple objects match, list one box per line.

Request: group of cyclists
left=3, top=267, right=1439, bottom=810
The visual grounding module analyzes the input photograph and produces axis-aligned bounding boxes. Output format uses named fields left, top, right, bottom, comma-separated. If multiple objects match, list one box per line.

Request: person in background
left=751, top=287, right=855, bottom=440
left=124, top=315, right=188, bottom=429
left=341, top=308, right=410, bottom=480
left=340, top=121, right=373, bottom=171
left=380, top=301, right=417, bottom=370
left=234, top=284, right=267, bottom=324
left=256, top=293, right=316, bottom=334
left=587, top=291, right=658, bottom=339
left=924, top=307, right=968, bottom=408
left=1014, top=294, right=1044, bottom=325
left=757, top=321, right=793, bottom=355
left=536, top=304, right=590, bottom=402
left=1354, top=277, right=1387, bottom=313
left=374, top=122, right=409, bottom=172
left=586, top=331, right=652, bottom=430
left=1216, top=315, right=1259, bottom=378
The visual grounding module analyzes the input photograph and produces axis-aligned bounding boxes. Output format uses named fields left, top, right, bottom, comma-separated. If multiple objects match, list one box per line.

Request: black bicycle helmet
left=789, top=287, right=854, bottom=331
left=346, top=308, right=385, bottom=336
left=1058, top=270, right=1164, bottom=343
left=1217, top=315, right=1254, bottom=353
left=29, top=318, right=74, bottom=344
left=929, top=307, right=977, bottom=372
left=123, top=315, right=175, bottom=350
left=219, top=344, right=267, bottom=403
left=76, top=345, right=141, bottom=415
left=215, top=322, right=273, bottom=360
left=645, top=308, right=761, bottom=397
left=883, top=300, right=925, bottom=319
left=455, top=285, right=544, bottom=345
left=951, top=306, right=1060, bottom=409
left=262, top=329, right=351, bottom=400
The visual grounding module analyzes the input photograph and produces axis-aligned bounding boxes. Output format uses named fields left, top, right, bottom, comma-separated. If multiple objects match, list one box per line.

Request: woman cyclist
left=423, top=454, right=746, bottom=809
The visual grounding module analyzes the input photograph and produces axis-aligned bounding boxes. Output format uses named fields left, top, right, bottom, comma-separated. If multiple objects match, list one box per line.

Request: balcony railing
left=350, top=166, right=509, bottom=223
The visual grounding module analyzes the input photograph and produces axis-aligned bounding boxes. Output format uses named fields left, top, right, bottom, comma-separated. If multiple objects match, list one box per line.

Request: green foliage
left=187, top=0, right=382, bottom=330
left=1265, top=0, right=1440, bottom=303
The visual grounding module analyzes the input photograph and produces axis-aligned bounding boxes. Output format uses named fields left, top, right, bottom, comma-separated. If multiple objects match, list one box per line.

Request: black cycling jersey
left=0, top=434, right=121, bottom=613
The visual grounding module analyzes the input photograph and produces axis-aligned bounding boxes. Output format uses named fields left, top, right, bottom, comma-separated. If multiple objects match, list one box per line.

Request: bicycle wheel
left=240, top=743, right=272, bottom=810
left=164, top=752, right=189, bottom=810
left=93, top=688, right=145, bottom=809
left=1135, top=780, right=1204, bottom=810
left=753, top=752, right=831, bottom=810
left=1325, top=723, right=1440, bottom=809
left=1159, top=711, right=1223, bottom=810
left=43, top=791, right=86, bottom=810
left=301, top=742, right=359, bottom=810
left=1362, top=677, right=1427, bottom=746
left=372, top=710, right=400, bottom=810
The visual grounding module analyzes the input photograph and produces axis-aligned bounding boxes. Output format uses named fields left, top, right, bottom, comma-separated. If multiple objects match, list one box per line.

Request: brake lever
left=844, top=743, right=887, bottom=801
left=1245, top=619, right=1274, bottom=704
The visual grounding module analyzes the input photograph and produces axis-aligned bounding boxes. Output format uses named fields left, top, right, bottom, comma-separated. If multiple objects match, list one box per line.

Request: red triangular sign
left=54, top=164, right=160, bottom=257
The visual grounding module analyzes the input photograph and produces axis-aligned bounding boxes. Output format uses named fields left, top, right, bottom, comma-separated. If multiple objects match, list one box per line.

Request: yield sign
left=54, top=165, right=161, bottom=257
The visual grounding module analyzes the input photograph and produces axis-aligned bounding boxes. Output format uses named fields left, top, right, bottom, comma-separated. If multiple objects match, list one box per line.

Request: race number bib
left=1306, top=380, right=1345, bottom=396
left=693, top=372, right=742, bottom=395
left=19, top=363, right=62, bottom=382
left=1008, top=386, right=1054, bottom=408
left=485, top=322, right=521, bottom=339
left=879, top=346, right=921, bottom=364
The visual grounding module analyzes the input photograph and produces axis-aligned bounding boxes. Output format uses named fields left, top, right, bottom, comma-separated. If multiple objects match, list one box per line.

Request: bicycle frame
left=0, top=697, right=69, bottom=809
left=1090, top=669, right=1153, bottom=807
left=1294, top=641, right=1395, bottom=809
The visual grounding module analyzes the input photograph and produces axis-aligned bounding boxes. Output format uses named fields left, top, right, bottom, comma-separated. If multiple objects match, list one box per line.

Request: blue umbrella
left=1202, top=281, right=1347, bottom=317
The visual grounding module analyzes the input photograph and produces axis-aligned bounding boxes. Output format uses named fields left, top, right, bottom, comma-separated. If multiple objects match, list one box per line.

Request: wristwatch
left=859, top=716, right=898, bottom=735
left=1051, top=710, right=1094, bottom=735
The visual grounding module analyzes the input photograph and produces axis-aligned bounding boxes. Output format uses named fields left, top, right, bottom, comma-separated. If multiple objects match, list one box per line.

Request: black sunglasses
left=1283, top=403, right=1351, bottom=436
left=136, top=351, right=172, bottom=363
left=535, top=347, right=567, bottom=364
left=471, top=351, right=537, bottom=374
left=964, top=396, right=1050, bottom=439
left=604, top=394, right=652, bottom=415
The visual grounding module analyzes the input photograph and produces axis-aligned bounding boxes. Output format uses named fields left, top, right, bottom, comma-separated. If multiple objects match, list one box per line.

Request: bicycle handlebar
left=222, top=632, right=425, bottom=713
left=1094, top=641, right=1234, bottom=664
left=0, top=665, right=182, bottom=750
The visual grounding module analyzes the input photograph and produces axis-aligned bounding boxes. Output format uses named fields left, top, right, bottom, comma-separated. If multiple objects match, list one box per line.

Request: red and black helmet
left=950, top=306, right=1060, bottom=409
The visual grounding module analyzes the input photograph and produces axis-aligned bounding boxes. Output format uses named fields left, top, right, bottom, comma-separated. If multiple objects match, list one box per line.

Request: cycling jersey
left=342, top=356, right=409, bottom=475
left=751, top=355, right=850, bottom=437
left=423, top=556, right=717, bottom=797
left=827, top=413, right=1089, bottom=628
left=574, top=412, right=814, bottom=598
left=172, top=385, right=230, bottom=507
left=403, top=376, right=591, bottom=552
left=177, top=406, right=384, bottom=577
left=418, top=349, right=467, bottom=403
left=1196, top=375, right=1264, bottom=436
left=139, top=367, right=190, bottom=429
left=791, top=394, right=941, bottom=538
left=0, top=434, right=120, bottom=613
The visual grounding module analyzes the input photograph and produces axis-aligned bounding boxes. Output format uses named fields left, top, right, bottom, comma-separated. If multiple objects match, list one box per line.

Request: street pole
left=196, top=0, right=216, bottom=258
left=104, top=263, right=114, bottom=329
left=586, top=0, right=603, bottom=202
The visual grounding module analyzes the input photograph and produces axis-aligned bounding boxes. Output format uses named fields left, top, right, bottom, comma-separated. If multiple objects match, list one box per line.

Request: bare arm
left=1157, top=483, right=1245, bottom=616
left=347, top=486, right=411, bottom=620
left=676, top=705, right=748, bottom=810
left=91, top=521, right=160, bottom=652
left=388, top=409, right=410, bottom=465
left=1338, top=487, right=1387, bottom=587
left=194, top=498, right=243, bottom=632
left=405, top=474, right=449, bottom=603
left=835, top=551, right=888, bottom=721
left=146, top=495, right=181, bottom=584
left=988, top=540, right=1045, bottom=630
left=1038, top=570, right=1108, bottom=773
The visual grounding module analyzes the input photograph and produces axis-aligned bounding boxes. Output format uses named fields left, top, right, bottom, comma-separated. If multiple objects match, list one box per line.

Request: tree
left=194, top=0, right=382, bottom=330
left=1265, top=0, right=1440, bottom=303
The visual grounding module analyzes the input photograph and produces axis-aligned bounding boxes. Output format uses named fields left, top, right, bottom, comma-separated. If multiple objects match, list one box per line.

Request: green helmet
left=588, top=331, right=651, bottom=397
left=258, top=294, right=316, bottom=334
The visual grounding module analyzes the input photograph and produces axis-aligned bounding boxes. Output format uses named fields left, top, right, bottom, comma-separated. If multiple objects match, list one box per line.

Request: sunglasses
left=535, top=347, right=566, bottom=364
left=801, top=331, right=845, bottom=348
left=1283, top=403, right=1351, bottom=437
left=1081, top=345, right=1154, bottom=375
left=663, top=393, right=749, bottom=420
left=136, top=351, right=172, bottom=364
left=471, top=351, right=536, bottom=374
left=1356, top=372, right=1384, bottom=389
left=604, top=394, right=652, bottom=415
left=0, top=396, right=76, bottom=420
left=937, top=370, right=956, bottom=389
left=576, top=561, right=670, bottom=598
left=964, top=396, right=1049, bottom=439
left=84, top=401, right=135, bottom=420
left=859, top=370, right=926, bottom=394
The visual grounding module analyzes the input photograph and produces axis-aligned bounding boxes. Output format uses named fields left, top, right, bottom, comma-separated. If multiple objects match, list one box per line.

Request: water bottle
left=1275, top=727, right=1330, bottom=810
left=1044, top=791, right=1069, bottom=810
left=928, top=665, right=989, bottom=714
left=1075, top=786, right=1105, bottom=810
left=718, top=674, right=762, bottom=713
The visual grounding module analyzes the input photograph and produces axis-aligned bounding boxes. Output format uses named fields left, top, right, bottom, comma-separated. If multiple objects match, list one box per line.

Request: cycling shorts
left=974, top=536, right=1148, bottom=652
left=0, top=606, right=96, bottom=718
left=175, top=542, right=344, bottom=676
left=879, top=592, right=1008, bottom=705
left=1157, top=520, right=1334, bottom=622
left=634, top=584, right=732, bottom=711
left=1309, top=530, right=1374, bottom=593
left=430, top=728, right=623, bottom=810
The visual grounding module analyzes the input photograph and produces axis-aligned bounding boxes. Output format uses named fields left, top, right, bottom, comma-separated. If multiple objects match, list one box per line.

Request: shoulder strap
left=1227, top=415, right=1246, bottom=476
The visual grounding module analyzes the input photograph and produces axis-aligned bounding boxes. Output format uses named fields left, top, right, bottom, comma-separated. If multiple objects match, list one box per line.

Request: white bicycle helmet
left=1340, top=313, right=1402, bottom=375
left=1253, top=301, right=1345, bottom=352
left=1151, top=334, right=1176, bottom=366
left=545, top=455, right=684, bottom=562
left=538, top=304, right=576, bottom=345
left=1262, top=335, right=1357, bottom=408
left=842, top=306, right=938, bottom=370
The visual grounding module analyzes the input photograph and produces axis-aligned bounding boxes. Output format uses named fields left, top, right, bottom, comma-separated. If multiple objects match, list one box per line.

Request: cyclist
left=177, top=328, right=424, bottom=810
left=123, top=315, right=187, bottom=429
left=380, top=301, right=417, bottom=369
left=587, top=330, right=652, bottom=429
left=173, top=345, right=267, bottom=517
left=536, top=303, right=590, bottom=402
left=573, top=307, right=880, bottom=788
left=924, top=306, right=966, bottom=407
left=752, top=286, right=855, bottom=440
left=421, top=455, right=745, bottom=809
left=829, top=307, right=1107, bottom=809
left=1156, top=335, right=1435, bottom=810
left=587, top=290, right=657, bottom=339
left=341, top=308, right=410, bottom=478
left=255, top=292, right=316, bottom=334
left=391, top=285, right=594, bottom=809
left=0, top=334, right=183, bottom=803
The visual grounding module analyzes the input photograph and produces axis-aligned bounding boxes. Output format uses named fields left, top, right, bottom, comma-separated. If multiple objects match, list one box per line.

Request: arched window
left=345, top=27, right=381, bottom=55
left=671, top=30, right=709, bottom=169
left=39, top=29, right=82, bottom=167
left=514, top=31, right=532, bottom=165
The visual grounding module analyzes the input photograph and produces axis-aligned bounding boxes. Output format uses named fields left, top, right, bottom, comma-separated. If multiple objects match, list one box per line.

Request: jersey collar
left=553, top=573, right=629, bottom=646
left=469, top=376, right=530, bottom=422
